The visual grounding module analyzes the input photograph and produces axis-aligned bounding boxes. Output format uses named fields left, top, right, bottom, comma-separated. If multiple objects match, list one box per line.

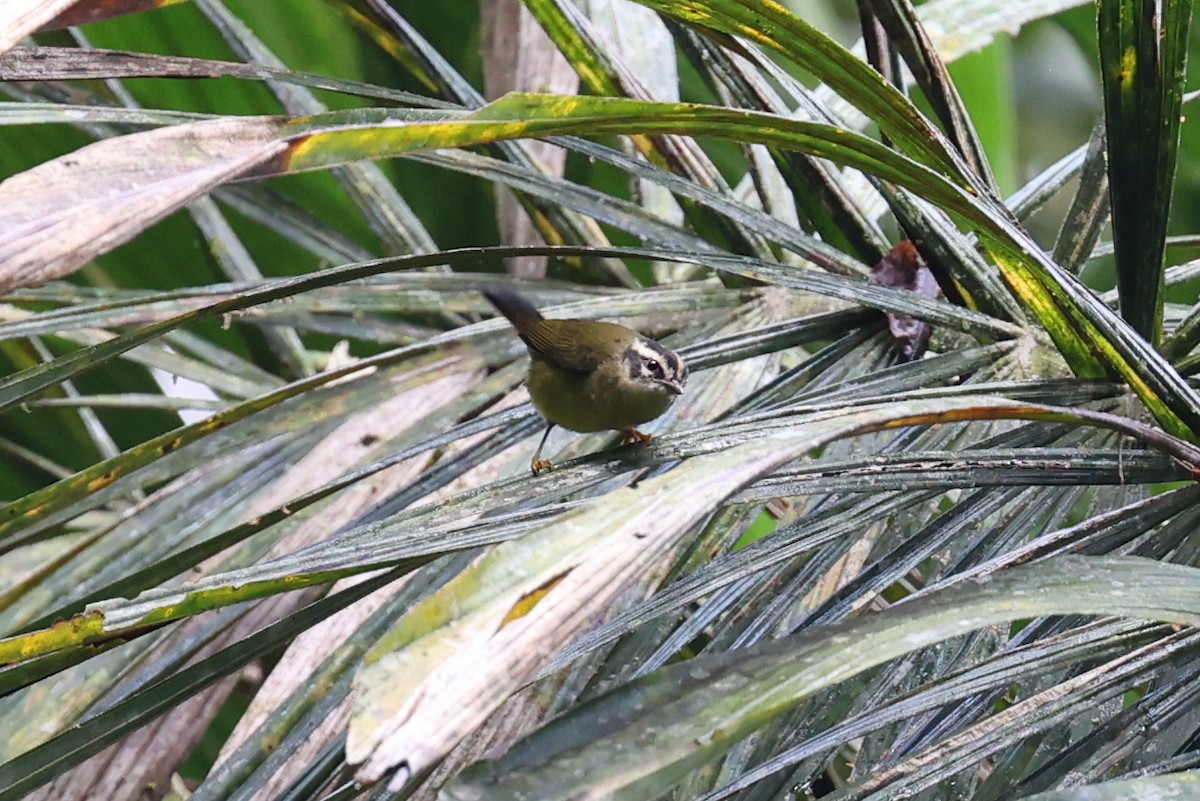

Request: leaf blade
left=1098, top=0, right=1193, bottom=340
left=444, top=556, right=1200, bottom=801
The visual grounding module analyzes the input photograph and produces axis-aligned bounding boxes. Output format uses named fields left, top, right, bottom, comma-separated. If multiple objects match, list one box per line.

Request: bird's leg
left=530, top=424, right=555, bottom=475
left=620, top=428, right=653, bottom=445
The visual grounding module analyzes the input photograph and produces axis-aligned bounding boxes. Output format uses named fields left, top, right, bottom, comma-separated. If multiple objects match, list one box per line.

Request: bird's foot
left=621, top=429, right=653, bottom=445
left=530, top=457, right=553, bottom=476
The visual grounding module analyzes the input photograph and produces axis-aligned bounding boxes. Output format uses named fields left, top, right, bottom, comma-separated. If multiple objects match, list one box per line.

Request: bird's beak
left=659, top=379, right=684, bottom=395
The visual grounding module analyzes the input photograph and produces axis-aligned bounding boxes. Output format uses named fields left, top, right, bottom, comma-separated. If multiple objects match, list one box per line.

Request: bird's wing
left=523, top=320, right=631, bottom=375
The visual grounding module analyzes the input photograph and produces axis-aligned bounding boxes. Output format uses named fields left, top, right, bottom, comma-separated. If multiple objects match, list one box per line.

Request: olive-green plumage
left=484, top=288, right=687, bottom=474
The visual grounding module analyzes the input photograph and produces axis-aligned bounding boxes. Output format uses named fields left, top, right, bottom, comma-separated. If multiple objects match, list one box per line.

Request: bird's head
left=622, top=337, right=687, bottom=397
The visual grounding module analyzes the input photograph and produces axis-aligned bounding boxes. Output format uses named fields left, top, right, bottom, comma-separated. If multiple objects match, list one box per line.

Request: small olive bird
left=484, top=288, right=688, bottom=475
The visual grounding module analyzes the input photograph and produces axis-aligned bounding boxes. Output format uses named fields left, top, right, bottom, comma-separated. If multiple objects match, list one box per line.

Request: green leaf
left=444, top=556, right=1200, bottom=801
left=625, top=0, right=966, bottom=178
left=863, top=0, right=999, bottom=192
left=0, top=566, right=405, bottom=801
left=1098, top=0, right=1193, bottom=341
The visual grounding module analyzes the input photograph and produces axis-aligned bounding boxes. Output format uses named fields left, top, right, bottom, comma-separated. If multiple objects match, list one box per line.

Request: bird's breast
left=526, top=360, right=676, bottom=433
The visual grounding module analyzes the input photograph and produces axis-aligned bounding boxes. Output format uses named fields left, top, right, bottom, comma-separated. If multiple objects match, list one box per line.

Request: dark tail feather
left=483, top=287, right=544, bottom=333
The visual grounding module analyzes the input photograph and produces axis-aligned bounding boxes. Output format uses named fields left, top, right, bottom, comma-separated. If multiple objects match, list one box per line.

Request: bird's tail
left=483, top=287, right=545, bottom=333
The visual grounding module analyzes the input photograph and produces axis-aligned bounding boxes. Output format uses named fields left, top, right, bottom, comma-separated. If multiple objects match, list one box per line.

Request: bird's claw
left=530, top=457, right=553, bottom=476
left=621, top=429, right=653, bottom=445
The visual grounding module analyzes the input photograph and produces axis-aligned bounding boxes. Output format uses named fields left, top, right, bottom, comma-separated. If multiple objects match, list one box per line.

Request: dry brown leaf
left=0, top=0, right=76, bottom=54
left=38, top=0, right=185, bottom=32
left=0, top=116, right=286, bottom=293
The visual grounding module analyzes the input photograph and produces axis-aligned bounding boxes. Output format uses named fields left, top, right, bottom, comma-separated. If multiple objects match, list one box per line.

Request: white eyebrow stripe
left=628, top=338, right=687, bottom=385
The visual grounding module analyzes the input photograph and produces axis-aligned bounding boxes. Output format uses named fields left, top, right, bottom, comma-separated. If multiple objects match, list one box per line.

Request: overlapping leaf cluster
left=0, top=1, right=1199, bottom=800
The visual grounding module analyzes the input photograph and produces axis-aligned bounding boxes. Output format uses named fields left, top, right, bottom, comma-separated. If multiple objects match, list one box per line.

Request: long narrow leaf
left=444, top=556, right=1200, bottom=801
left=1098, top=0, right=1193, bottom=340
left=0, top=566, right=407, bottom=801
left=1021, top=772, right=1200, bottom=800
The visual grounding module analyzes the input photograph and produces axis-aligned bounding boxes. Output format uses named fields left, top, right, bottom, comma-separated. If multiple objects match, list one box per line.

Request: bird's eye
left=646, top=360, right=664, bottom=378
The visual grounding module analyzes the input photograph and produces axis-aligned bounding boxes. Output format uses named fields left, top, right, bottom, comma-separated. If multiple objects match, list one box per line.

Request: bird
left=483, top=287, right=688, bottom=475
